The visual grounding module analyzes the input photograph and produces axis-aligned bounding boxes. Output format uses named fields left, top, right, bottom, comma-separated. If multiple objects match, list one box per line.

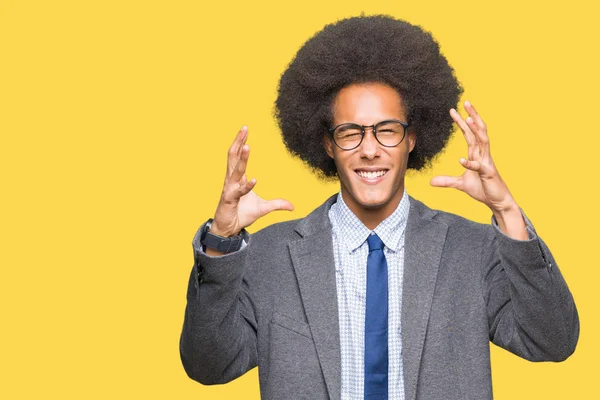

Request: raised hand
left=430, top=101, right=527, bottom=239
left=210, top=126, right=294, bottom=239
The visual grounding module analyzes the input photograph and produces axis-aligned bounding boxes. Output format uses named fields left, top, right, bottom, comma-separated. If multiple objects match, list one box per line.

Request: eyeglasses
left=328, top=119, right=409, bottom=150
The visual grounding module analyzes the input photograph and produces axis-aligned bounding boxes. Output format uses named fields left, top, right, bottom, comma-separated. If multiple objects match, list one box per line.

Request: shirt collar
left=329, top=188, right=410, bottom=253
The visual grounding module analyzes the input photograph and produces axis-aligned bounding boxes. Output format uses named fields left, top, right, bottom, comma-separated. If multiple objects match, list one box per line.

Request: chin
left=351, top=189, right=394, bottom=209
left=360, top=197, right=392, bottom=209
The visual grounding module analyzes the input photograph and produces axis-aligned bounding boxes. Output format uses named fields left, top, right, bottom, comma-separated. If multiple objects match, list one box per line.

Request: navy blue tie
left=364, top=233, right=388, bottom=399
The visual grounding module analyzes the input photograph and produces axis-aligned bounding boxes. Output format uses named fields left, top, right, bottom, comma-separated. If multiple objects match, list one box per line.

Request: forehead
left=332, top=82, right=406, bottom=125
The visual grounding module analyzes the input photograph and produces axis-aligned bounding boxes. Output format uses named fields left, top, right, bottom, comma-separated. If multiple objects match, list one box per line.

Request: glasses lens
left=333, top=124, right=363, bottom=149
left=375, top=121, right=405, bottom=146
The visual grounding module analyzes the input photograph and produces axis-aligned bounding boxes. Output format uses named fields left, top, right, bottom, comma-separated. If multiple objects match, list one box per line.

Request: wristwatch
left=200, top=219, right=246, bottom=253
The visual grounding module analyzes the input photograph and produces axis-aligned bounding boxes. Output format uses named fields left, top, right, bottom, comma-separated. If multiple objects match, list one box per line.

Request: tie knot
left=367, top=233, right=384, bottom=252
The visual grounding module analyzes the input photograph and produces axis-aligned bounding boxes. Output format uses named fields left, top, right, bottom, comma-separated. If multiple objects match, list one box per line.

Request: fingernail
left=465, top=101, right=471, bottom=107
left=460, top=158, right=467, bottom=164
left=466, top=117, right=473, bottom=123
left=241, top=125, right=248, bottom=131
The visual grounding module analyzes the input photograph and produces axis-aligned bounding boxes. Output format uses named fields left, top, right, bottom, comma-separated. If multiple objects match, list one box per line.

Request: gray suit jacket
left=180, top=195, right=579, bottom=399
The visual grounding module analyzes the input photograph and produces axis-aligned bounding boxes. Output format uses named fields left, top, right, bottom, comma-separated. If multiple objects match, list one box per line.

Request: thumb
left=259, top=198, right=295, bottom=217
left=430, top=175, right=462, bottom=189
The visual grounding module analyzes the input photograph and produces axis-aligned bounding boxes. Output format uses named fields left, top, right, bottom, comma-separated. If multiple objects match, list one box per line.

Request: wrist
left=491, top=201, right=521, bottom=221
left=492, top=203, right=529, bottom=241
left=201, top=219, right=246, bottom=254
left=209, top=219, right=239, bottom=238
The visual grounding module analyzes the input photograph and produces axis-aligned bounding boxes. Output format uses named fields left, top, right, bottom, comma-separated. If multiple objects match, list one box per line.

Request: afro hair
left=274, top=14, right=463, bottom=179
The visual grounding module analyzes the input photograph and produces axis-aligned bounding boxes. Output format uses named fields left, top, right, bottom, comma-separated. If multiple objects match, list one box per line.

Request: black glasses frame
left=328, top=119, right=409, bottom=150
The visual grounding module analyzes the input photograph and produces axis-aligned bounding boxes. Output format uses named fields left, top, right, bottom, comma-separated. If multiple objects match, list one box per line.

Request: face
left=324, top=82, right=416, bottom=215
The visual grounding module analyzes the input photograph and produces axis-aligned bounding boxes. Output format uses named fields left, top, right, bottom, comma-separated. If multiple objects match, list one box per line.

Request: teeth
left=357, top=170, right=386, bottom=179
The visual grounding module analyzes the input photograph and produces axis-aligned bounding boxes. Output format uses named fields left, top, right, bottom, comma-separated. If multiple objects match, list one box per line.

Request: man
left=180, top=15, right=579, bottom=400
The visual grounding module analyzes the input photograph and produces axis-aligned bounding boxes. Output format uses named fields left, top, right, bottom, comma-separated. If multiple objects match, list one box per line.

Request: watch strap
left=200, top=219, right=246, bottom=253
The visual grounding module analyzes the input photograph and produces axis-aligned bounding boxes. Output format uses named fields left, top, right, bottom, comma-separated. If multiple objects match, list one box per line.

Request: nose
left=358, top=126, right=380, bottom=159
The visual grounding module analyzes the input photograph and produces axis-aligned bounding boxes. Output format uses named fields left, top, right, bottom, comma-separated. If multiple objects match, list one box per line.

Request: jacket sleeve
left=481, top=212, right=579, bottom=362
left=179, top=222, right=258, bottom=384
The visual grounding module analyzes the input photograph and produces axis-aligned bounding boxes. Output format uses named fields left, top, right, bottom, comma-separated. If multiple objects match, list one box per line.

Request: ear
left=323, top=135, right=335, bottom=159
left=407, top=131, right=416, bottom=153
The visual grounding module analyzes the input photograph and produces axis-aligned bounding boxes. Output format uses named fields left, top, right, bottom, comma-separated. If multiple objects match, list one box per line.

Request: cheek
left=331, top=151, right=349, bottom=170
left=333, top=158, right=349, bottom=178
left=332, top=156, right=356, bottom=186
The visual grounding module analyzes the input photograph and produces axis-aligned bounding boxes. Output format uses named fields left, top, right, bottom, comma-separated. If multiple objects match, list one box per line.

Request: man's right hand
left=208, top=126, right=294, bottom=252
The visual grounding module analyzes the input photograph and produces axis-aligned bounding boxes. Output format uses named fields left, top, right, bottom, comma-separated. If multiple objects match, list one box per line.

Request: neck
left=340, top=186, right=406, bottom=231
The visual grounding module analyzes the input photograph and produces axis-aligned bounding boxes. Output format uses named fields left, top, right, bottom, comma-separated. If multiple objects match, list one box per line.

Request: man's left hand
left=430, top=101, right=528, bottom=239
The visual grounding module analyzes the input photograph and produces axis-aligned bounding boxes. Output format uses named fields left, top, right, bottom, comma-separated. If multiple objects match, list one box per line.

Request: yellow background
left=1, top=0, right=598, bottom=398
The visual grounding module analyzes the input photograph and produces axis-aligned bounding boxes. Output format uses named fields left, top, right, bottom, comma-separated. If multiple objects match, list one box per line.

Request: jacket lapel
left=402, top=197, right=448, bottom=400
left=289, top=195, right=341, bottom=400
left=287, top=195, right=447, bottom=400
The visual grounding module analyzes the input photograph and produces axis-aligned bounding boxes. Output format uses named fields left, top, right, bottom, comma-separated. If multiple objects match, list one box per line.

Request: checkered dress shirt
left=329, top=190, right=409, bottom=400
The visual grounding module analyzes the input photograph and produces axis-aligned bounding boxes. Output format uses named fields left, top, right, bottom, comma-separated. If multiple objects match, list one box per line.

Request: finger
left=464, top=101, right=486, bottom=131
left=430, top=175, right=462, bottom=190
left=450, top=108, right=476, bottom=147
left=259, top=198, right=295, bottom=216
left=465, top=116, right=490, bottom=153
left=463, top=106, right=490, bottom=150
left=460, top=157, right=498, bottom=178
left=234, top=177, right=256, bottom=198
left=236, top=126, right=249, bottom=156
left=226, top=126, right=248, bottom=175
left=231, top=125, right=248, bottom=155
left=230, top=144, right=250, bottom=182
left=459, top=157, right=482, bottom=172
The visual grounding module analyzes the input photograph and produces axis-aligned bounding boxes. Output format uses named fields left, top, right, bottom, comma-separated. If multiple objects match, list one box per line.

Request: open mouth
left=355, top=169, right=388, bottom=180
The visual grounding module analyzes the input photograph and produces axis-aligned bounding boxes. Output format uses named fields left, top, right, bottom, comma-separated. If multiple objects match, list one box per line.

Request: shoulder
left=409, top=196, right=492, bottom=237
left=251, top=218, right=303, bottom=244
left=250, top=193, right=338, bottom=245
left=408, top=197, right=499, bottom=268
